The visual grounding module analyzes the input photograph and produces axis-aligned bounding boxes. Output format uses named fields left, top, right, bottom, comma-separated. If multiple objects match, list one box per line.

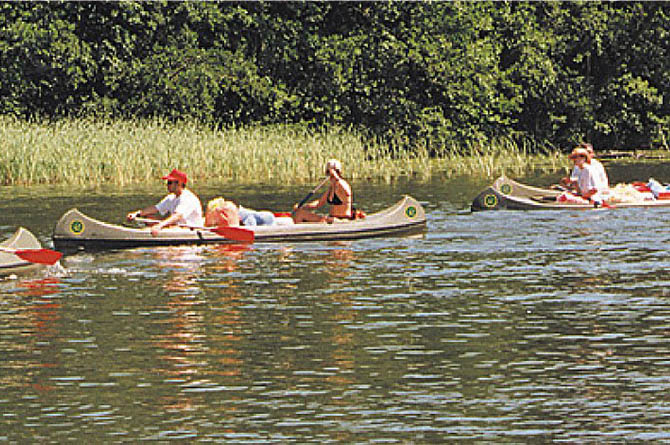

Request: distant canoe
left=53, top=195, right=426, bottom=253
left=471, top=176, right=670, bottom=211
left=0, top=228, right=44, bottom=276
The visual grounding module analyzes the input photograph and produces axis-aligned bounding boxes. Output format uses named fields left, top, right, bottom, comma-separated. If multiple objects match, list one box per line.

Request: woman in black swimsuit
left=293, top=159, right=353, bottom=223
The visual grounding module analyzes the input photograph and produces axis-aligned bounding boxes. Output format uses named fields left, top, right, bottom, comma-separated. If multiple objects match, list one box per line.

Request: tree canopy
left=1, top=1, right=668, bottom=150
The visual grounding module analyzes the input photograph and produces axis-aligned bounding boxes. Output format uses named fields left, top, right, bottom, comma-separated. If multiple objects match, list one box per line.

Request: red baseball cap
left=161, top=169, right=188, bottom=184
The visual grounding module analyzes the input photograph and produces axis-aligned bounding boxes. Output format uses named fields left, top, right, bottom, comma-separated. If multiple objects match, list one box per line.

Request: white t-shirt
left=572, top=159, right=609, bottom=192
left=570, top=164, right=582, bottom=182
left=155, top=188, right=203, bottom=227
left=590, top=159, right=609, bottom=190
left=577, top=163, right=606, bottom=202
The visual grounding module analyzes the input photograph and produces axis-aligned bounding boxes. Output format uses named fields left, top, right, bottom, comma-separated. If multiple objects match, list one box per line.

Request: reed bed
left=0, top=116, right=567, bottom=186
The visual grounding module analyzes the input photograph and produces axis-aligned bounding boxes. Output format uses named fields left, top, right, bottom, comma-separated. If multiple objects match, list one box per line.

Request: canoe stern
left=471, top=176, right=562, bottom=211
left=471, top=177, right=513, bottom=211
left=1, top=227, right=44, bottom=276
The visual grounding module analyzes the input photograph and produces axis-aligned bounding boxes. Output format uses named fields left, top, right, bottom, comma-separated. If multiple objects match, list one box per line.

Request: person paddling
left=561, top=142, right=609, bottom=192
left=293, top=159, right=353, bottom=223
left=127, top=169, right=203, bottom=236
left=559, top=148, right=608, bottom=205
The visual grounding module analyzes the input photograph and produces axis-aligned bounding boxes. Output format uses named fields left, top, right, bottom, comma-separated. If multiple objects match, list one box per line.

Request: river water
left=1, top=164, right=669, bottom=442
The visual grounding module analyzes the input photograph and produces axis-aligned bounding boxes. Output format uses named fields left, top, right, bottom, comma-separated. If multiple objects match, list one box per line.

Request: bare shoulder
left=336, top=178, right=352, bottom=196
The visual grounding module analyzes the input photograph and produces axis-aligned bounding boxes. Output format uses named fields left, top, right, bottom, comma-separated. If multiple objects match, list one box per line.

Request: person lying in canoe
left=126, top=169, right=203, bottom=236
left=561, top=142, right=609, bottom=191
left=206, top=197, right=277, bottom=227
left=557, top=148, right=610, bottom=206
left=293, top=159, right=353, bottom=223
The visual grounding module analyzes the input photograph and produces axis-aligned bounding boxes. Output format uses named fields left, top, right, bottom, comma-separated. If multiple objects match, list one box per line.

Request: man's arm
left=127, top=205, right=159, bottom=221
left=150, top=212, right=182, bottom=236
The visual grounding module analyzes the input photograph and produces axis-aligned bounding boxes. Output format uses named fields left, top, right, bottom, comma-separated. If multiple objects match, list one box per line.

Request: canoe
left=0, top=228, right=44, bottom=276
left=53, top=195, right=426, bottom=252
left=471, top=175, right=670, bottom=211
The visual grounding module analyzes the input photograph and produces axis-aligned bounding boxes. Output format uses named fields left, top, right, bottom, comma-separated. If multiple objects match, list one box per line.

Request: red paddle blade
left=211, top=226, right=255, bottom=243
left=14, top=248, right=63, bottom=265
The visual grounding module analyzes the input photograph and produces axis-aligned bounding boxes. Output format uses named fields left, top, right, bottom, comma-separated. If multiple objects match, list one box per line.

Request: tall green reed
left=0, top=116, right=568, bottom=186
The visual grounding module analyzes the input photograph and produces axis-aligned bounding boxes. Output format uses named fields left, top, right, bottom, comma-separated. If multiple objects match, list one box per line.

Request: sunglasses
left=167, top=180, right=179, bottom=185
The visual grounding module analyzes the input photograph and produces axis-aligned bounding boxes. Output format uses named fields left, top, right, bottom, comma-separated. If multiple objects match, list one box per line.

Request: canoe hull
left=53, top=196, right=426, bottom=253
left=472, top=176, right=670, bottom=211
left=0, top=228, right=44, bottom=276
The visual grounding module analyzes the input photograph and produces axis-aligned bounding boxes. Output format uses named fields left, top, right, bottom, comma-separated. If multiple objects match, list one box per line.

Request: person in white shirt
left=568, top=148, right=607, bottom=204
left=126, top=169, right=203, bottom=236
left=585, top=145, right=609, bottom=192
left=561, top=143, right=609, bottom=193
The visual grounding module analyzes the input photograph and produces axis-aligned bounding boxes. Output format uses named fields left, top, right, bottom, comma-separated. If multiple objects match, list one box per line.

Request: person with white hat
left=562, top=147, right=607, bottom=205
left=293, top=159, right=353, bottom=223
left=561, top=142, right=609, bottom=193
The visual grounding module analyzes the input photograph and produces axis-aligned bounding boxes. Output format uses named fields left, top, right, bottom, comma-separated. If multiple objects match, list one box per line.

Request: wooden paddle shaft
left=133, top=218, right=254, bottom=242
left=134, top=217, right=230, bottom=231
left=296, top=176, right=329, bottom=210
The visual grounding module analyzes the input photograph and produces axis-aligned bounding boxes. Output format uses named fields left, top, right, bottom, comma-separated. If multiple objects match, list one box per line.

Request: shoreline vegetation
left=3, top=3, right=670, bottom=154
left=4, top=116, right=570, bottom=187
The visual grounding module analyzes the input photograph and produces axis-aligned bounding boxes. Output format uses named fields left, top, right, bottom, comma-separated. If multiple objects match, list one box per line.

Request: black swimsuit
left=328, top=187, right=356, bottom=219
left=327, top=191, right=344, bottom=205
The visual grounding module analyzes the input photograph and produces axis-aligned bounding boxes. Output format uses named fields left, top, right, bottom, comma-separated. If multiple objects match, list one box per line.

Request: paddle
left=554, top=182, right=615, bottom=209
left=293, top=176, right=329, bottom=215
left=0, top=246, right=63, bottom=265
left=195, top=225, right=254, bottom=243
left=133, top=217, right=254, bottom=243
left=531, top=195, right=558, bottom=203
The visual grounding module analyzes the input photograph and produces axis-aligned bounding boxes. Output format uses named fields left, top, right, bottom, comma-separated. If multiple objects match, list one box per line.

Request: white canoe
left=0, top=227, right=44, bottom=276
left=472, top=176, right=670, bottom=211
left=53, top=196, right=426, bottom=253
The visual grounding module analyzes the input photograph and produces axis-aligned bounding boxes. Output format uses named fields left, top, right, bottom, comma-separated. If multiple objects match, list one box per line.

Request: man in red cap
left=127, top=169, right=203, bottom=236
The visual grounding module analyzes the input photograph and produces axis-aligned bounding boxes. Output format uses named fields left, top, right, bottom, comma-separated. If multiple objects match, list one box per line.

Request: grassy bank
left=1, top=116, right=567, bottom=186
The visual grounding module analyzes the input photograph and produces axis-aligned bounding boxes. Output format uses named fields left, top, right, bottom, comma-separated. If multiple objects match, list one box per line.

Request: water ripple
left=2, top=174, right=670, bottom=441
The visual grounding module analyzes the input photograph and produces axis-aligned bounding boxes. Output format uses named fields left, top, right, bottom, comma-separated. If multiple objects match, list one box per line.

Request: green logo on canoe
left=405, top=206, right=417, bottom=218
left=70, top=220, right=85, bottom=235
left=500, top=183, right=512, bottom=195
left=483, top=194, right=498, bottom=208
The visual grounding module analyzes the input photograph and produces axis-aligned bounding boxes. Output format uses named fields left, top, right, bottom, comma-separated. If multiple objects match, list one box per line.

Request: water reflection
left=321, top=244, right=357, bottom=396
left=1, top=172, right=670, bottom=441
left=210, top=244, right=251, bottom=272
left=147, top=248, right=211, bottom=412
left=322, top=242, right=355, bottom=279
left=0, top=278, right=62, bottom=394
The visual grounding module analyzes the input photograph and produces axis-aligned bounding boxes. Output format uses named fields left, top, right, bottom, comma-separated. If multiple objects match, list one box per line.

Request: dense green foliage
left=1, top=1, right=668, bottom=150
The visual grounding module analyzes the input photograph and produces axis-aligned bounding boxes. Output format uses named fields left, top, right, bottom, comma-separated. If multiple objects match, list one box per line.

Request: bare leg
left=293, top=208, right=326, bottom=223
